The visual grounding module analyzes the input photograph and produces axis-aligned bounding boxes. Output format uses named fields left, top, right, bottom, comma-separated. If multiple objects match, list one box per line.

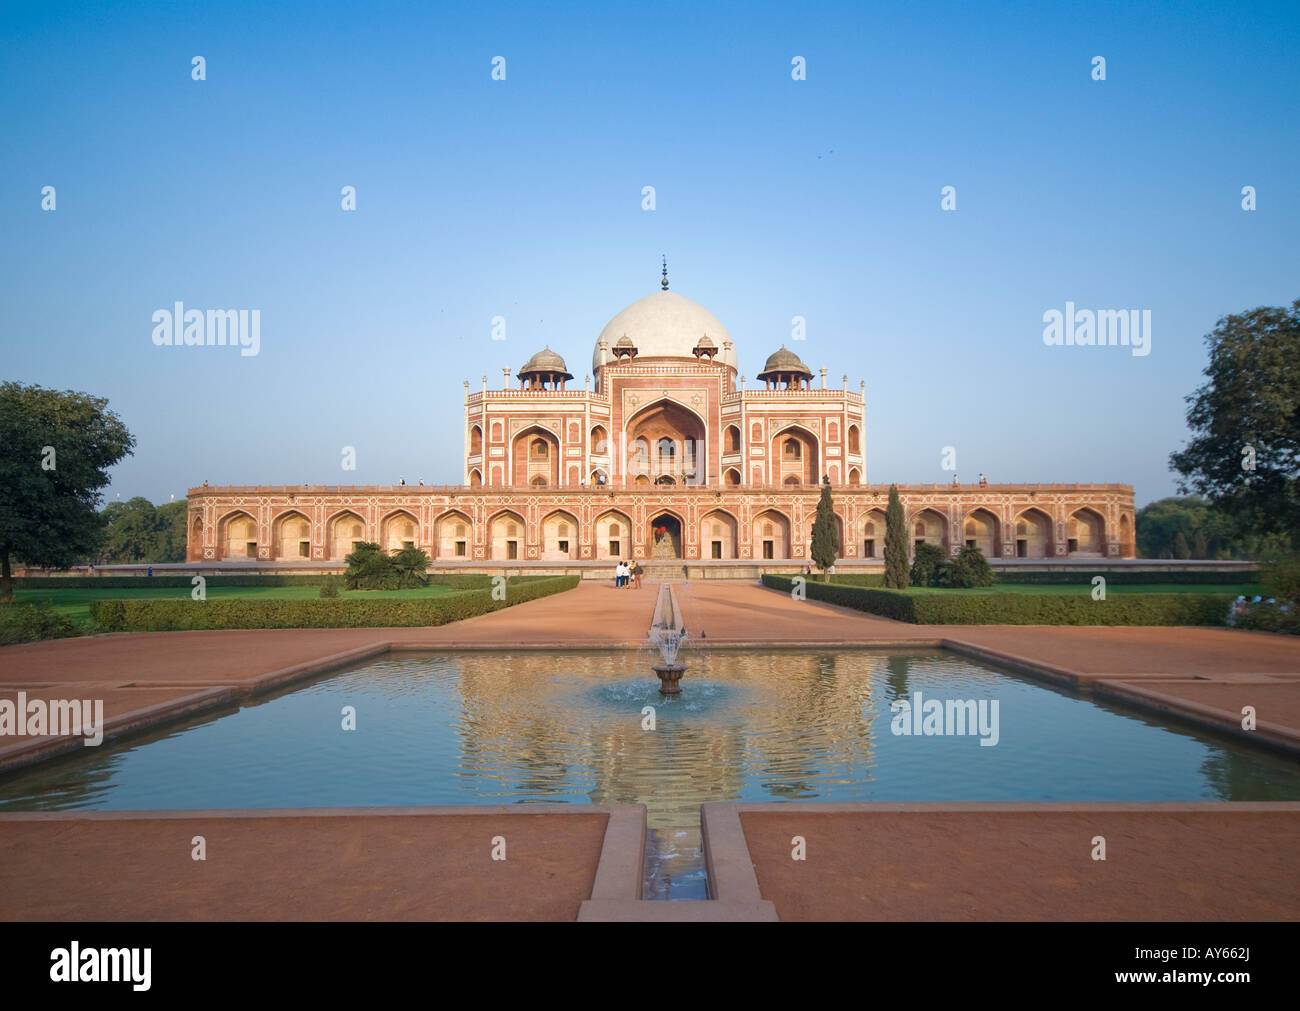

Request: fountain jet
left=648, top=583, right=687, bottom=694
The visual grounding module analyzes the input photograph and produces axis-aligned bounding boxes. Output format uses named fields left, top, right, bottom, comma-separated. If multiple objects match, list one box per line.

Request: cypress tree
left=810, top=481, right=840, bottom=580
left=884, top=484, right=909, bottom=588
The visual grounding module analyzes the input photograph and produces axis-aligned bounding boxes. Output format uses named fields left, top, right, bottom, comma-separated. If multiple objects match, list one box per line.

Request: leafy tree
left=909, top=542, right=946, bottom=587
left=944, top=545, right=996, bottom=588
left=809, top=482, right=840, bottom=580
left=1170, top=300, right=1299, bottom=538
left=884, top=484, right=909, bottom=588
left=96, top=496, right=188, bottom=563
left=0, top=383, right=134, bottom=602
left=1134, top=495, right=1290, bottom=560
left=343, top=542, right=397, bottom=590
left=390, top=546, right=431, bottom=588
left=154, top=499, right=189, bottom=561
left=1172, top=530, right=1191, bottom=559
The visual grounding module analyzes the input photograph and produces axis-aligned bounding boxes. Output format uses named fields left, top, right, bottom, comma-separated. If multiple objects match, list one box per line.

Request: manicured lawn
left=13, top=584, right=465, bottom=626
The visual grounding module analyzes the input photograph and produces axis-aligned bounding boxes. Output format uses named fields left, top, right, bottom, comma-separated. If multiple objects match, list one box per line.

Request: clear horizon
left=3, top=0, right=1297, bottom=509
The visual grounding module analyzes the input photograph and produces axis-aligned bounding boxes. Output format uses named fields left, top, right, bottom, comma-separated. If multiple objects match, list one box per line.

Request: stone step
left=577, top=898, right=779, bottom=922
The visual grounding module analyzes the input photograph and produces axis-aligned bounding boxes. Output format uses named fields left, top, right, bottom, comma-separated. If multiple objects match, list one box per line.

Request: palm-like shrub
left=343, top=542, right=397, bottom=590
left=391, top=546, right=431, bottom=588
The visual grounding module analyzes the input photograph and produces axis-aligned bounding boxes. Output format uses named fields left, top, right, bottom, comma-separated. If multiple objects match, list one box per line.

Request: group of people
left=614, top=560, right=642, bottom=589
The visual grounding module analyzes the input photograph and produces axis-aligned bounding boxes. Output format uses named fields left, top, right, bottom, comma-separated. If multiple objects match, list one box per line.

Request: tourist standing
left=614, top=561, right=624, bottom=588
left=632, top=561, right=642, bottom=590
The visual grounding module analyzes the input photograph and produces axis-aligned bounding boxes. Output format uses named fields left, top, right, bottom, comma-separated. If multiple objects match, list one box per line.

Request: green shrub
left=90, top=575, right=580, bottom=632
left=993, top=569, right=1258, bottom=586
left=909, top=543, right=946, bottom=587
left=1236, top=600, right=1300, bottom=635
left=390, top=546, right=431, bottom=588
left=0, top=600, right=79, bottom=645
left=426, top=574, right=493, bottom=589
left=14, top=574, right=333, bottom=589
left=764, top=575, right=918, bottom=621
left=828, top=573, right=886, bottom=587
left=343, top=542, right=398, bottom=590
left=1259, top=556, right=1300, bottom=604
left=761, top=574, right=1230, bottom=626
left=943, top=545, right=996, bottom=588
left=319, top=575, right=341, bottom=598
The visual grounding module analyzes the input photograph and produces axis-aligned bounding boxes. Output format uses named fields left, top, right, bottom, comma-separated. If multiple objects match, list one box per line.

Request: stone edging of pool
left=700, top=801, right=1300, bottom=921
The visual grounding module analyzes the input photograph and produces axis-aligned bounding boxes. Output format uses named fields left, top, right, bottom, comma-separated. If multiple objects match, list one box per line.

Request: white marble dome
left=593, top=291, right=737, bottom=374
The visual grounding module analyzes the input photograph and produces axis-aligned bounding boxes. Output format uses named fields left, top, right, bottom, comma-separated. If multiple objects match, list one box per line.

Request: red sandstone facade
left=187, top=283, right=1136, bottom=564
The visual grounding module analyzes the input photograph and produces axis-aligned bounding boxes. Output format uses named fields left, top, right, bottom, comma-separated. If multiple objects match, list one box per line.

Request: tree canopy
left=98, top=497, right=188, bottom=564
left=0, top=382, right=134, bottom=601
left=1170, top=300, right=1299, bottom=539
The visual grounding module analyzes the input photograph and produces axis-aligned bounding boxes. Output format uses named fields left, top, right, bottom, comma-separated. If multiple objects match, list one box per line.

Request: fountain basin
left=652, top=663, right=686, bottom=695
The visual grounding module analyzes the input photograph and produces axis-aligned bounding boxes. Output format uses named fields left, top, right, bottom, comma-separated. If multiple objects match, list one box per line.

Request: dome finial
left=661, top=254, right=669, bottom=291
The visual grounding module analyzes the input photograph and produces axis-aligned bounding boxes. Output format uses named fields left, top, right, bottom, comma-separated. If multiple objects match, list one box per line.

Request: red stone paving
left=737, top=806, right=1300, bottom=921
left=0, top=809, right=610, bottom=921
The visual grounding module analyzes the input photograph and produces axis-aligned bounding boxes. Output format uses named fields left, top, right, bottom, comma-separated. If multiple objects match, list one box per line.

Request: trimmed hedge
left=828, top=573, right=887, bottom=587
left=762, top=574, right=1232, bottom=626
left=17, top=574, right=330, bottom=589
left=91, top=575, right=580, bottom=632
left=16, top=572, right=500, bottom=591
left=993, top=569, right=1258, bottom=586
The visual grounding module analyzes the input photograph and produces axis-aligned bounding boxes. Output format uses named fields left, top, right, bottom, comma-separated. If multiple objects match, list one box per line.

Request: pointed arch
left=540, top=508, right=579, bottom=560
left=625, top=398, right=706, bottom=486
left=1013, top=507, right=1053, bottom=558
left=272, top=509, right=313, bottom=560
left=326, top=509, right=368, bottom=560
left=699, top=508, right=739, bottom=559
left=908, top=507, right=948, bottom=553
left=1067, top=507, right=1106, bottom=555
left=434, top=509, right=473, bottom=560
left=752, top=508, right=791, bottom=560
left=487, top=509, right=526, bottom=560
left=594, top=509, right=632, bottom=560
left=962, top=508, right=1000, bottom=558
left=861, top=508, right=888, bottom=558
left=218, top=510, right=259, bottom=560
left=511, top=425, right=559, bottom=486
left=771, top=424, right=819, bottom=485
left=647, top=507, right=687, bottom=559
left=379, top=509, right=420, bottom=553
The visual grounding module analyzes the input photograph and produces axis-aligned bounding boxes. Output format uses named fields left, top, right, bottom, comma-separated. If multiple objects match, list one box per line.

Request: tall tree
left=0, top=383, right=134, bottom=602
left=98, top=496, right=189, bottom=563
left=1170, top=300, right=1299, bottom=538
left=884, top=484, right=909, bottom=589
left=809, top=481, right=841, bottom=580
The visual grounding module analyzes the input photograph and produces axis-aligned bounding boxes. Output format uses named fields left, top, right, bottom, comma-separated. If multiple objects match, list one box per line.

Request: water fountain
left=648, top=583, right=687, bottom=694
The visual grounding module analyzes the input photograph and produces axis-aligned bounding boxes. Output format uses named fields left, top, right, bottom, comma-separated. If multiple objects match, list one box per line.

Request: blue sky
left=2, top=0, right=1297, bottom=507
